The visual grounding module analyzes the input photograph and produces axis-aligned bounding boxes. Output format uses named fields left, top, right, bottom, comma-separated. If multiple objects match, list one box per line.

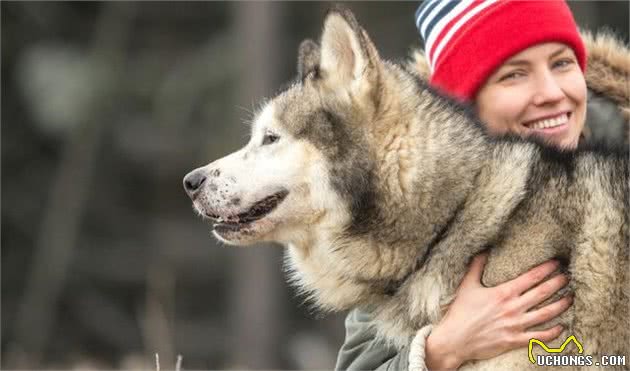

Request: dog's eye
left=262, top=133, right=280, bottom=146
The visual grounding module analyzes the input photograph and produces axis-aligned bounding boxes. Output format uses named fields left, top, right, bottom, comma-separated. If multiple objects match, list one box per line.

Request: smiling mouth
left=523, top=112, right=570, bottom=130
left=206, top=190, right=289, bottom=232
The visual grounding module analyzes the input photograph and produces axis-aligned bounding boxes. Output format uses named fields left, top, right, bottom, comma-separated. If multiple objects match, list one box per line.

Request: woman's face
left=475, top=42, right=587, bottom=149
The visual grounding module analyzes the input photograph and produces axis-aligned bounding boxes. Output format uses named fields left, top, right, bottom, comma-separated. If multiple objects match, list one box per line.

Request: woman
left=335, top=1, right=629, bottom=370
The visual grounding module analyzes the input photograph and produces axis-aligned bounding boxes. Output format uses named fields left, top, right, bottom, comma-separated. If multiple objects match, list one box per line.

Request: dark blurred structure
left=1, top=2, right=627, bottom=370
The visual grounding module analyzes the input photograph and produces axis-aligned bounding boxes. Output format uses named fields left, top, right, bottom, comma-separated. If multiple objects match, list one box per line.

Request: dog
left=184, top=7, right=628, bottom=370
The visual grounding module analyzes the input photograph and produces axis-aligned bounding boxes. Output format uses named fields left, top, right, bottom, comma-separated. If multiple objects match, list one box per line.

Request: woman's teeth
left=527, top=113, right=568, bottom=130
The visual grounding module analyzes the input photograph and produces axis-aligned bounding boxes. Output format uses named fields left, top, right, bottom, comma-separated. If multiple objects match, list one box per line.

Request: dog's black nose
left=183, top=170, right=207, bottom=196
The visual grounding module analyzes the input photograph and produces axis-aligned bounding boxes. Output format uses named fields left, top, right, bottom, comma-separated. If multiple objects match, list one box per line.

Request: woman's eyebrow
left=503, top=59, right=529, bottom=67
left=548, top=46, right=569, bottom=59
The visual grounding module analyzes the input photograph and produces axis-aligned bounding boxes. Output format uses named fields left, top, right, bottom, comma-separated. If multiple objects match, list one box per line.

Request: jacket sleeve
left=335, top=308, right=433, bottom=371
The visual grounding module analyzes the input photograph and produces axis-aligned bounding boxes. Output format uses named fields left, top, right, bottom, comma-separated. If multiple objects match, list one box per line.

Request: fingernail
left=567, top=295, right=574, bottom=303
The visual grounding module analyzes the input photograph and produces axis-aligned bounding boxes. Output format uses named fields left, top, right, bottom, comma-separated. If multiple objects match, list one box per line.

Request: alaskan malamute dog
left=184, top=7, right=628, bottom=370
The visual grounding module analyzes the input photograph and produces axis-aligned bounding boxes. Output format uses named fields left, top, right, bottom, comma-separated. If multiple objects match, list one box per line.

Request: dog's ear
left=298, top=39, right=321, bottom=81
left=319, top=6, right=381, bottom=103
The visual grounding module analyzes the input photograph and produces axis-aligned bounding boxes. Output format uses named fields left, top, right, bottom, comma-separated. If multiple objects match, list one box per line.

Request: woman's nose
left=531, top=70, right=565, bottom=106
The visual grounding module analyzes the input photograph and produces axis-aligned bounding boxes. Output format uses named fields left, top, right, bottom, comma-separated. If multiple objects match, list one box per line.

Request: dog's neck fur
left=287, top=65, right=501, bottom=311
left=347, top=65, right=492, bottom=272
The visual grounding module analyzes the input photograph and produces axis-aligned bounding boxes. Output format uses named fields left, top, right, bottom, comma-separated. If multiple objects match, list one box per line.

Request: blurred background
left=2, top=1, right=628, bottom=370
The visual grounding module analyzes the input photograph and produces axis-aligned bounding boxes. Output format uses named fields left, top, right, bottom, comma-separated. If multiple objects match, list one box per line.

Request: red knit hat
left=415, top=0, right=587, bottom=102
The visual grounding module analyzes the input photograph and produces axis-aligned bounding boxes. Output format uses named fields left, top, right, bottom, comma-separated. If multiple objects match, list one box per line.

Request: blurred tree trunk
left=5, top=2, right=135, bottom=368
left=226, top=2, right=288, bottom=369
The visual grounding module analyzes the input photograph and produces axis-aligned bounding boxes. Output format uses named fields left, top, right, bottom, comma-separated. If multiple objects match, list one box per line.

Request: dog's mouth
left=206, top=190, right=289, bottom=233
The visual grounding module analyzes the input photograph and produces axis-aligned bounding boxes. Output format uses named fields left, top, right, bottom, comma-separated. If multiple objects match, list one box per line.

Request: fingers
left=503, top=259, right=560, bottom=297
left=519, top=324, right=564, bottom=345
left=516, top=273, right=569, bottom=311
left=520, top=295, right=573, bottom=329
left=460, top=253, right=488, bottom=289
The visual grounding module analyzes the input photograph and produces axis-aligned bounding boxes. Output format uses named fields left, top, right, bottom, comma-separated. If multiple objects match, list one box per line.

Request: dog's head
left=184, top=7, right=393, bottom=246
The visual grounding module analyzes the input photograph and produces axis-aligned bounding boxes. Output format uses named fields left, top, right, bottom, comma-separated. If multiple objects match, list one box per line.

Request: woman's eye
left=262, top=133, right=280, bottom=145
left=499, top=71, right=524, bottom=82
left=552, top=58, right=574, bottom=69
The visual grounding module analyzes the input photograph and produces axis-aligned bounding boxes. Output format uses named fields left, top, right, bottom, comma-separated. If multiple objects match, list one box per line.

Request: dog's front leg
left=411, top=171, right=527, bottom=321
left=406, top=250, right=479, bottom=371
left=410, top=247, right=479, bottom=323
left=408, top=166, right=525, bottom=345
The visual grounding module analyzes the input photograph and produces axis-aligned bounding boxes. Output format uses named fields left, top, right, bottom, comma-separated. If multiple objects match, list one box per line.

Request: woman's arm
left=422, top=254, right=571, bottom=370
left=335, top=254, right=572, bottom=371
left=335, top=308, right=410, bottom=371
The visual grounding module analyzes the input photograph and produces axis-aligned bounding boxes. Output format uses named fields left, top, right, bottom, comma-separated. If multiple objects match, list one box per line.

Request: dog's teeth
left=217, top=217, right=224, bottom=223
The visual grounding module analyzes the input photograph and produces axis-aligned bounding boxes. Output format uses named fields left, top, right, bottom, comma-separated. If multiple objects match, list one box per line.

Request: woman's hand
left=424, top=253, right=572, bottom=370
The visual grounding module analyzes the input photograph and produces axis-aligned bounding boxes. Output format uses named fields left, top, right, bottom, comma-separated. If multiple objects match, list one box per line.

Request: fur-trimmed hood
left=411, top=30, right=629, bottom=141
left=582, top=31, right=630, bottom=122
